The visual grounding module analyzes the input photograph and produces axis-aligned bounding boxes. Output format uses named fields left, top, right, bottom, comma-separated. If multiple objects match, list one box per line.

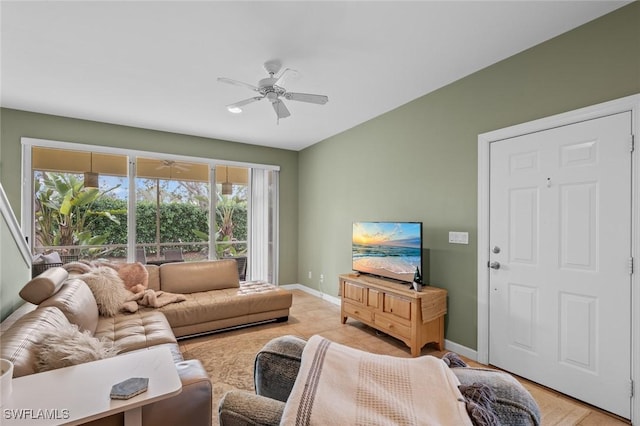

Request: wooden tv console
left=339, top=273, right=447, bottom=357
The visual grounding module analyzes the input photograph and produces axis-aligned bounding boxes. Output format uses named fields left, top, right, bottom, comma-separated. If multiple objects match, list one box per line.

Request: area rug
left=181, top=326, right=290, bottom=426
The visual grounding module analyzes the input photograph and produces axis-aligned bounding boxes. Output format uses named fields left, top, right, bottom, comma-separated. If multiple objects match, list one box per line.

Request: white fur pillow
left=36, top=324, right=119, bottom=372
left=80, top=266, right=130, bottom=316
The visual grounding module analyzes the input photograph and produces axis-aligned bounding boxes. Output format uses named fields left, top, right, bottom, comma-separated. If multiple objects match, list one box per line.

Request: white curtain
left=249, top=169, right=279, bottom=283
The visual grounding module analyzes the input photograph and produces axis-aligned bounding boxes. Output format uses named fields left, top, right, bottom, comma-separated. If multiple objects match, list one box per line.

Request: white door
left=489, top=112, right=632, bottom=418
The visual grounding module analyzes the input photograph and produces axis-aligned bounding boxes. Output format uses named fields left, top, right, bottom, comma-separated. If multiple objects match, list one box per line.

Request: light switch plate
left=448, top=231, right=469, bottom=244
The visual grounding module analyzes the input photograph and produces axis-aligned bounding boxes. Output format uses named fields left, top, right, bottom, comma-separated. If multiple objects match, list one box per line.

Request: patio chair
left=31, top=252, right=64, bottom=278
left=224, top=256, right=247, bottom=281
left=235, top=256, right=247, bottom=281
left=164, top=248, right=183, bottom=261
left=136, top=247, right=147, bottom=264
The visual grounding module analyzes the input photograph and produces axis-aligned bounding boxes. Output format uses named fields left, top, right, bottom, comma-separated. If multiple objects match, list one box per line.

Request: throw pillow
left=116, top=262, right=149, bottom=294
left=35, top=323, right=119, bottom=372
left=80, top=266, right=130, bottom=316
left=19, top=267, right=69, bottom=304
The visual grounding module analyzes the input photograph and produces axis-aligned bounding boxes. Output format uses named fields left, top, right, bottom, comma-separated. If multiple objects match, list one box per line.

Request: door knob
left=489, top=261, right=501, bottom=270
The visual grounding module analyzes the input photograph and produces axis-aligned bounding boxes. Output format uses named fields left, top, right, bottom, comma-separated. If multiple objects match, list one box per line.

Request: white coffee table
left=1, top=346, right=182, bottom=426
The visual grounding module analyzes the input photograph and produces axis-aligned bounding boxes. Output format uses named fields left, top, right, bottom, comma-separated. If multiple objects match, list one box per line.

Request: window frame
left=21, top=137, right=279, bottom=280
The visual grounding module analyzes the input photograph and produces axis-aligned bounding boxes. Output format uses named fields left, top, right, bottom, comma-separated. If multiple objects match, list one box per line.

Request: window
left=23, top=139, right=279, bottom=283
left=135, top=157, right=211, bottom=263
left=31, top=147, right=128, bottom=263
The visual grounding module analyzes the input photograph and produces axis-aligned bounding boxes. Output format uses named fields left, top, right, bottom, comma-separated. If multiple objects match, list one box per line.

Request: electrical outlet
left=448, top=231, right=469, bottom=244
left=319, top=274, right=324, bottom=283
left=308, top=271, right=312, bottom=279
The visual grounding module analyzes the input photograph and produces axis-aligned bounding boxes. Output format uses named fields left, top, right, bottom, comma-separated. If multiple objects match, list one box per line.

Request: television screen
left=352, top=221, right=422, bottom=283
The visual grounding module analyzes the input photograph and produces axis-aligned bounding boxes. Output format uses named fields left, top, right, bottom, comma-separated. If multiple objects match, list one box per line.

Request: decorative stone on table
left=110, top=377, right=149, bottom=400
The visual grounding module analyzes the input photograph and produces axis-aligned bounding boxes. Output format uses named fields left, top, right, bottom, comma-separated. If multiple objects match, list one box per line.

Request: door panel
left=560, top=182, right=597, bottom=270
left=559, top=292, right=596, bottom=371
left=507, top=283, right=537, bottom=353
left=509, top=187, right=539, bottom=264
left=489, top=112, right=632, bottom=418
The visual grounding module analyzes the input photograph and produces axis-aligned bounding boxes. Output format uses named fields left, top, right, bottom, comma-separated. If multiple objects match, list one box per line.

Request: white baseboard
left=280, top=283, right=341, bottom=305
left=282, top=283, right=479, bottom=361
left=444, top=339, right=478, bottom=362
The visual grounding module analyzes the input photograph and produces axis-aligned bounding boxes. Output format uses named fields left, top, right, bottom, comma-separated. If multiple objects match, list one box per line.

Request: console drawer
left=343, top=301, right=373, bottom=322
left=374, top=313, right=411, bottom=339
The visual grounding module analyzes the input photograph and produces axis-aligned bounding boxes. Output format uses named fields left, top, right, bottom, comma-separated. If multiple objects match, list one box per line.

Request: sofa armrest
left=254, top=335, right=305, bottom=402
left=143, top=359, right=213, bottom=426
left=218, top=391, right=285, bottom=426
left=85, top=359, right=212, bottom=426
left=452, top=367, right=541, bottom=426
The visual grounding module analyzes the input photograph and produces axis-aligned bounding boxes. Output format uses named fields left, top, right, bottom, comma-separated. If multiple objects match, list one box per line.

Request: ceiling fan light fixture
left=227, top=106, right=243, bottom=114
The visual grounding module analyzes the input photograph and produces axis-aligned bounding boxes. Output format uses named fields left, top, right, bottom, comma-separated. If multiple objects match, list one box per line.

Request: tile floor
left=179, top=289, right=629, bottom=425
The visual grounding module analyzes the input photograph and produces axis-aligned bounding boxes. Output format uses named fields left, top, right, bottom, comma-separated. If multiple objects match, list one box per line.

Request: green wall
left=1, top=196, right=31, bottom=321
left=297, top=3, right=640, bottom=350
left=0, top=109, right=299, bottom=320
left=1, top=3, right=638, bottom=343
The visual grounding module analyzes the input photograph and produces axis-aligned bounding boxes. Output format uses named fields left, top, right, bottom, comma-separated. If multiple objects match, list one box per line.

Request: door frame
left=477, top=93, right=640, bottom=420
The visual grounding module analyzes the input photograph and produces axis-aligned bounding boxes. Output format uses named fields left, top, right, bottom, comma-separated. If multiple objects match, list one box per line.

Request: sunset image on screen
left=352, top=222, right=421, bottom=282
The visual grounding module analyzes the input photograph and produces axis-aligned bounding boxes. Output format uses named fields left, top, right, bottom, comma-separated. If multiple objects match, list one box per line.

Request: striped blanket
left=280, top=335, right=472, bottom=426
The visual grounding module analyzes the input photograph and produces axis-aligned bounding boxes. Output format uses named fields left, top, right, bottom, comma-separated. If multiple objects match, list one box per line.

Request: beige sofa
left=145, top=260, right=292, bottom=338
left=0, top=259, right=293, bottom=426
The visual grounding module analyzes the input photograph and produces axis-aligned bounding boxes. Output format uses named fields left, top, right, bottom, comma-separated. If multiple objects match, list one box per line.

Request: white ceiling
left=1, top=1, right=630, bottom=151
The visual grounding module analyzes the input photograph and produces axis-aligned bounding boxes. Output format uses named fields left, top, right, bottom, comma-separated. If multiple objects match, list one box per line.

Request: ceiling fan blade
left=284, top=92, right=328, bottom=105
left=227, top=97, right=263, bottom=109
left=217, top=77, right=259, bottom=92
left=274, top=68, right=297, bottom=88
left=272, top=99, right=291, bottom=119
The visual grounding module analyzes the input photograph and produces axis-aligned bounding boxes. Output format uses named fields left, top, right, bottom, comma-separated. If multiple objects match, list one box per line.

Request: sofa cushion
left=159, top=260, right=239, bottom=293
left=19, top=266, right=68, bottom=304
left=39, top=278, right=100, bottom=334
left=0, top=307, right=72, bottom=377
left=93, top=310, right=177, bottom=353
left=157, top=282, right=292, bottom=329
left=36, top=323, right=119, bottom=372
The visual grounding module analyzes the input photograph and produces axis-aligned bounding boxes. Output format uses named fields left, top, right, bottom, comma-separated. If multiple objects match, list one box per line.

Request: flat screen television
left=352, top=221, right=422, bottom=283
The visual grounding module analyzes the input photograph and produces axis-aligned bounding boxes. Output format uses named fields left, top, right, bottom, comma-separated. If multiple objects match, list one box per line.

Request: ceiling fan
left=217, top=60, right=328, bottom=122
left=156, top=160, right=189, bottom=172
